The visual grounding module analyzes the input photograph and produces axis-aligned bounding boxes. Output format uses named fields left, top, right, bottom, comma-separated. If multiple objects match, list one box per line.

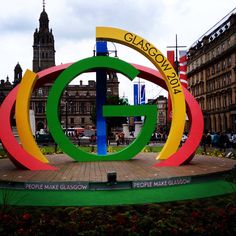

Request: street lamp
left=65, top=90, right=69, bottom=136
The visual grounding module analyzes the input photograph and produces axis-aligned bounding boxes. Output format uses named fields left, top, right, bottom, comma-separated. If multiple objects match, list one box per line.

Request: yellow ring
left=15, top=69, right=49, bottom=163
left=96, top=27, right=186, bottom=160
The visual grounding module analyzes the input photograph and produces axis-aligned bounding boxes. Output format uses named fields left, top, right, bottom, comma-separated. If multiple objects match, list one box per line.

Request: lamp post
left=167, top=34, right=187, bottom=74
left=65, top=90, right=68, bottom=136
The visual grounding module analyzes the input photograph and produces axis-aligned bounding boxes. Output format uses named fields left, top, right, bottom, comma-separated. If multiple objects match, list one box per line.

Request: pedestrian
left=115, top=133, right=120, bottom=146
left=219, top=132, right=229, bottom=152
left=201, top=132, right=207, bottom=153
left=206, top=132, right=212, bottom=148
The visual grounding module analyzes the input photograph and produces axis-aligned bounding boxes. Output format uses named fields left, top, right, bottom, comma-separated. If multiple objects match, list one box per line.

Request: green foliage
left=0, top=149, right=7, bottom=159
left=196, top=147, right=236, bottom=159
left=40, top=146, right=57, bottom=155
left=142, top=146, right=151, bottom=152
left=142, top=146, right=162, bottom=153
left=107, top=146, right=114, bottom=153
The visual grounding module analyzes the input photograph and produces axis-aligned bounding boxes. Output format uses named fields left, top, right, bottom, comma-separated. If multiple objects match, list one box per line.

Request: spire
left=43, top=0, right=45, bottom=11
left=39, top=0, right=49, bottom=30
left=5, top=75, right=12, bottom=87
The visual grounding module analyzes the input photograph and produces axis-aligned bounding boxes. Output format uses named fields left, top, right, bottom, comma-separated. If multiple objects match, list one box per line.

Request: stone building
left=148, top=95, right=168, bottom=132
left=0, top=63, right=23, bottom=104
left=187, top=8, right=236, bottom=132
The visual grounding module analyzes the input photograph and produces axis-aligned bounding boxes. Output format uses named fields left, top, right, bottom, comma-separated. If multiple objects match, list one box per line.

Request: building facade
left=148, top=95, right=168, bottom=132
left=187, top=9, right=236, bottom=133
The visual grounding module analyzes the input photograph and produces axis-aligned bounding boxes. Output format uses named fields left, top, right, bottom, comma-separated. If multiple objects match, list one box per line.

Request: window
left=222, top=42, right=225, bottom=51
left=196, top=73, right=199, bottom=82
left=36, top=102, right=44, bottom=114
left=223, top=75, right=226, bottom=86
left=70, top=118, right=74, bottom=124
left=228, top=73, right=232, bottom=83
left=38, top=88, right=43, bottom=96
left=208, top=99, right=211, bottom=110
left=201, top=55, right=205, bottom=64
left=81, top=118, right=85, bottom=124
left=227, top=56, right=232, bottom=67
left=223, top=60, right=226, bottom=69
left=207, top=68, right=210, bottom=77
left=211, top=65, right=215, bottom=75
left=79, top=103, right=86, bottom=114
left=223, top=96, right=227, bottom=108
left=229, top=93, right=232, bottom=105
left=90, top=106, right=94, bottom=114
left=212, top=50, right=215, bottom=58
left=201, top=83, right=204, bottom=93
left=200, top=71, right=203, bottom=81
left=217, top=63, right=221, bottom=72
left=212, top=80, right=215, bottom=90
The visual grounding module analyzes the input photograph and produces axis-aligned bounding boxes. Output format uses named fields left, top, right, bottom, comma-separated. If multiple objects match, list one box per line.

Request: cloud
left=0, top=17, right=33, bottom=34
left=50, top=0, right=165, bottom=41
left=0, top=0, right=235, bottom=102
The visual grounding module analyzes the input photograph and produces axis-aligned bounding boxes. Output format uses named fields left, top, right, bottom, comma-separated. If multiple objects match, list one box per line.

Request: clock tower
left=32, top=1, right=55, bottom=72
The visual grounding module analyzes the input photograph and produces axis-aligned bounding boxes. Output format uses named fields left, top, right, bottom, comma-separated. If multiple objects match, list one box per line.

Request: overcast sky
left=0, top=0, right=235, bottom=103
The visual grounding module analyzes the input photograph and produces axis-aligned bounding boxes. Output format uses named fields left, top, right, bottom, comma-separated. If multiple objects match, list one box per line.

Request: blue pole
left=96, top=41, right=108, bottom=155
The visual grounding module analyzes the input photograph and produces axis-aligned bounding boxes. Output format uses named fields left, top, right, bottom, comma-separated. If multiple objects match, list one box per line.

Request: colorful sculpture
left=0, top=27, right=203, bottom=170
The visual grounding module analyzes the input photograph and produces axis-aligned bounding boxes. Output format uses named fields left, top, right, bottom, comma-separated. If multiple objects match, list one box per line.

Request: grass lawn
left=0, top=145, right=163, bottom=157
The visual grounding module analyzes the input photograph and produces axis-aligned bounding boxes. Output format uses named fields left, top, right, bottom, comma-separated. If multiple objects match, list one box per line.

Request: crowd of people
left=201, top=131, right=235, bottom=152
left=57, top=127, right=236, bottom=153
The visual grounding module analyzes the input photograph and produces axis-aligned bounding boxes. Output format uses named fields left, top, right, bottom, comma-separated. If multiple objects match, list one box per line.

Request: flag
left=133, top=84, right=139, bottom=105
left=167, top=50, right=188, bottom=121
left=167, top=51, right=175, bottom=69
left=140, top=84, right=145, bottom=105
left=134, top=83, right=145, bottom=122
left=179, top=50, right=188, bottom=88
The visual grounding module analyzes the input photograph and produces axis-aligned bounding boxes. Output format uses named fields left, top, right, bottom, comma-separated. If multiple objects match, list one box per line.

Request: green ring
left=46, top=56, right=157, bottom=161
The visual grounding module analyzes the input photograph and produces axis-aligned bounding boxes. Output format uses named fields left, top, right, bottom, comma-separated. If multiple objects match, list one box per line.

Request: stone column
left=134, top=121, right=143, bottom=138
left=122, top=123, right=130, bottom=138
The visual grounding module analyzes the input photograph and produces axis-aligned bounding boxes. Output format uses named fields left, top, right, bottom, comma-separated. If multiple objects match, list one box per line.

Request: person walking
left=219, top=132, right=229, bottom=152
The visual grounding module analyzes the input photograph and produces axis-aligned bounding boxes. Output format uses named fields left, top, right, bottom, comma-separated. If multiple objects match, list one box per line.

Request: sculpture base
left=0, top=153, right=235, bottom=206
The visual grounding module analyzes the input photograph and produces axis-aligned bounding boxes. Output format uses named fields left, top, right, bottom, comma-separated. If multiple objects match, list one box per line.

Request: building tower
left=32, top=1, right=55, bottom=72
left=13, top=62, right=22, bottom=86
